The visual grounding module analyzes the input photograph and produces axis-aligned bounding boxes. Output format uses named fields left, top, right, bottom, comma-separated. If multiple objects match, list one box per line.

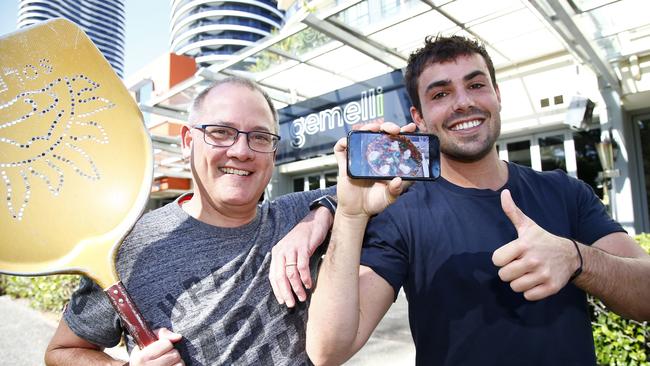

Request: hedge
left=0, top=273, right=80, bottom=313
left=1, top=236, right=649, bottom=365
left=590, top=234, right=649, bottom=365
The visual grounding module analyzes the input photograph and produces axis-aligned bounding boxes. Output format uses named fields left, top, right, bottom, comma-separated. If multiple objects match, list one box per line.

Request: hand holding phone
left=347, top=131, right=441, bottom=181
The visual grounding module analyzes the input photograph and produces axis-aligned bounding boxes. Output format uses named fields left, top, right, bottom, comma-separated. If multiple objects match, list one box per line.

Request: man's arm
left=270, top=205, right=335, bottom=307
left=45, top=319, right=124, bottom=365
left=306, top=122, right=415, bottom=365
left=493, top=190, right=650, bottom=321
left=306, top=212, right=394, bottom=365
left=45, top=318, right=184, bottom=366
left=576, top=232, right=650, bottom=320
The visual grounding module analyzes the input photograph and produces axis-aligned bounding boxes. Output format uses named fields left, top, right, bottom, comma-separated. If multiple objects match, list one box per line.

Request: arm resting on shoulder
left=306, top=212, right=394, bottom=365
left=575, top=232, right=650, bottom=320
left=270, top=204, right=335, bottom=307
left=45, top=318, right=124, bottom=366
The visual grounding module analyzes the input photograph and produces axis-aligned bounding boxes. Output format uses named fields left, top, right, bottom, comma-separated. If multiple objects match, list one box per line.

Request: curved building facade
left=171, top=0, right=284, bottom=67
left=18, top=0, right=126, bottom=78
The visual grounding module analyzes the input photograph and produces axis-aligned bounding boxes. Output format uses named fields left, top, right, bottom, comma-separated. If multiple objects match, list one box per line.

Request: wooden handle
left=105, top=281, right=157, bottom=348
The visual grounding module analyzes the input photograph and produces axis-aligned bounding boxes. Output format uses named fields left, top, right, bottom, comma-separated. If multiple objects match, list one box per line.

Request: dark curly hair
left=405, top=35, right=496, bottom=114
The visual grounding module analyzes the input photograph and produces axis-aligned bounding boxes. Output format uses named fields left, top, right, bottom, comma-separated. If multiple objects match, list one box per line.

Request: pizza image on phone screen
left=366, top=134, right=424, bottom=177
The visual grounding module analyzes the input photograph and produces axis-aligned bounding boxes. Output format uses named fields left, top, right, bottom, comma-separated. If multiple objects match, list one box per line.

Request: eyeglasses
left=193, top=124, right=281, bottom=153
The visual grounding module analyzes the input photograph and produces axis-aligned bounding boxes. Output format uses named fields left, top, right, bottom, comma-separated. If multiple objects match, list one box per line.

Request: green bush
left=590, top=234, right=650, bottom=366
left=0, top=274, right=80, bottom=313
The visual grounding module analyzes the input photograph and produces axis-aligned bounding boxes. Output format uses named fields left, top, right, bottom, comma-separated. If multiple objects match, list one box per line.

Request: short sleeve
left=570, top=176, right=626, bottom=245
left=63, top=276, right=123, bottom=348
left=360, top=210, right=409, bottom=301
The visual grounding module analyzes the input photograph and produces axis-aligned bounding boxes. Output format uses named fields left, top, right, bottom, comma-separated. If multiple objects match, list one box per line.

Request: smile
left=220, top=167, right=251, bottom=176
left=449, top=119, right=482, bottom=131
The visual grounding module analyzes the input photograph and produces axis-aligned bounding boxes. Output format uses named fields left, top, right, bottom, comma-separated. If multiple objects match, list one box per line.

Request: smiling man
left=45, top=77, right=335, bottom=366
left=306, top=35, right=650, bottom=366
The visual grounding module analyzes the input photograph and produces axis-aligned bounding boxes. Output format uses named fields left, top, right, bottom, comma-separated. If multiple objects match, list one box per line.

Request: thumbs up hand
left=492, top=189, right=581, bottom=301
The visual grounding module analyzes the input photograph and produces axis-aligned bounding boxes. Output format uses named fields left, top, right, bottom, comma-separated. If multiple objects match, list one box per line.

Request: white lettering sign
left=290, top=87, right=384, bottom=148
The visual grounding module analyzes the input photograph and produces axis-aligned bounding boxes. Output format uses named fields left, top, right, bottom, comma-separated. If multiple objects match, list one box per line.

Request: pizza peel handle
left=0, top=19, right=156, bottom=348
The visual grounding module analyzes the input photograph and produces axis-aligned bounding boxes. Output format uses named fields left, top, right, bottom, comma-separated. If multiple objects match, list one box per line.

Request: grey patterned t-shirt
left=63, top=188, right=333, bottom=365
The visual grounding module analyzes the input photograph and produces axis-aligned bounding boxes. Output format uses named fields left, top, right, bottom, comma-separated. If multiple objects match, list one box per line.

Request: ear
left=410, top=106, right=426, bottom=131
left=181, top=125, right=193, bottom=159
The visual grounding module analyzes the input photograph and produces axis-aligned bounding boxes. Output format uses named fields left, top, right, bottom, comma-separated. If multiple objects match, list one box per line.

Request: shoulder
left=388, top=181, right=436, bottom=210
left=124, top=201, right=186, bottom=246
left=134, top=201, right=180, bottom=228
left=509, top=163, right=585, bottom=194
left=511, top=163, right=569, bottom=182
left=268, top=187, right=334, bottom=209
left=370, top=182, right=433, bottom=227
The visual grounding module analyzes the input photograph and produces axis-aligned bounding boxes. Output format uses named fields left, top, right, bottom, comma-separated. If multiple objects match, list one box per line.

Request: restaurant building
left=130, top=0, right=650, bottom=234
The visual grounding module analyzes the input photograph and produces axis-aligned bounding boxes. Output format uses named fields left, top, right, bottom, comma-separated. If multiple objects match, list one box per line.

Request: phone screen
left=347, top=131, right=441, bottom=181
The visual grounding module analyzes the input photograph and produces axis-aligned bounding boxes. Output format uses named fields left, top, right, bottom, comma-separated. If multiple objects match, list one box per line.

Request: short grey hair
left=187, top=76, right=279, bottom=133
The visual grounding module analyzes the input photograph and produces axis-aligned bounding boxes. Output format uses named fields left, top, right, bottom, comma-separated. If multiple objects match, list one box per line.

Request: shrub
left=0, top=274, right=80, bottom=313
left=590, top=234, right=650, bottom=366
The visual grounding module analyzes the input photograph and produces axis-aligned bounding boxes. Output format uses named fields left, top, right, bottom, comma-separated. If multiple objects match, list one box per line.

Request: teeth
left=450, top=120, right=481, bottom=131
left=220, top=167, right=250, bottom=176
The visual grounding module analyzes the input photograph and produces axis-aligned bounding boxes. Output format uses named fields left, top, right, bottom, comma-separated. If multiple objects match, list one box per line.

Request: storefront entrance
left=497, top=128, right=603, bottom=198
left=293, top=170, right=337, bottom=192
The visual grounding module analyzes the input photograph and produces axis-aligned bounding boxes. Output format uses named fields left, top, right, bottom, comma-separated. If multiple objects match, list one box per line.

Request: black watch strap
left=309, top=195, right=337, bottom=216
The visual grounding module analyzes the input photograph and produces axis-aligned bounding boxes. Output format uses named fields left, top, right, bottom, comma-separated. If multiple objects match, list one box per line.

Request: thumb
left=500, top=189, right=528, bottom=233
left=385, top=177, right=405, bottom=203
left=333, top=137, right=348, bottom=177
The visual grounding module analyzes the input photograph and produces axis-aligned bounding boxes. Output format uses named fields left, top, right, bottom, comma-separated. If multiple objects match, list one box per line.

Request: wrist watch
left=309, top=195, right=337, bottom=216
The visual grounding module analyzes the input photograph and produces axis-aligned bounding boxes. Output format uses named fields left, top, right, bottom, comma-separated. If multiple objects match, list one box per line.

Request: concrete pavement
left=0, top=292, right=414, bottom=365
left=346, top=291, right=415, bottom=365
left=0, top=295, right=56, bottom=366
left=0, top=295, right=127, bottom=365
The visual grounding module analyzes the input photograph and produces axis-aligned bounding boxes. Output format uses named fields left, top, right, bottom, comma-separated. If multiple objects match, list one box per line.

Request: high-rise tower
left=170, top=0, right=284, bottom=67
left=18, top=0, right=126, bottom=78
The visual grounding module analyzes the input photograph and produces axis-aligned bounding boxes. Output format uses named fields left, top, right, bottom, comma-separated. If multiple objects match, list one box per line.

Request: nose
left=453, top=89, right=474, bottom=111
left=226, top=133, right=255, bottom=160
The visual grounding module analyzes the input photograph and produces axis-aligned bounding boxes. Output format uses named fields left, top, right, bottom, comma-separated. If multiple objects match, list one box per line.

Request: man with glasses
left=45, top=76, right=335, bottom=365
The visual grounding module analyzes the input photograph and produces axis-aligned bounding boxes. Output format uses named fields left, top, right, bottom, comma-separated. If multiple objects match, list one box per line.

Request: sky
left=0, top=0, right=171, bottom=78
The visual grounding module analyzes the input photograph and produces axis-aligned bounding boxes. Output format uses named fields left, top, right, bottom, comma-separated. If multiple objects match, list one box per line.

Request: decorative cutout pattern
left=0, top=59, right=113, bottom=220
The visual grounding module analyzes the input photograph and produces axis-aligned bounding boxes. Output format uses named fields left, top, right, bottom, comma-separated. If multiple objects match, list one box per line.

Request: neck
left=182, top=193, right=257, bottom=228
left=441, top=150, right=508, bottom=190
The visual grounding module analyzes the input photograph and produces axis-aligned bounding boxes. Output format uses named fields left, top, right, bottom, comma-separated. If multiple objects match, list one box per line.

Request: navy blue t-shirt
left=361, top=162, right=624, bottom=365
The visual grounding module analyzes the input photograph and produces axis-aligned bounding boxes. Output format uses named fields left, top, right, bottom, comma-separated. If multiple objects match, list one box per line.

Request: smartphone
left=347, top=130, right=441, bottom=180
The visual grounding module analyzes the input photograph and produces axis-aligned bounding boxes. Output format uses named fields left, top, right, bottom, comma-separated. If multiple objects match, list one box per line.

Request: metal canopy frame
left=141, top=0, right=649, bottom=124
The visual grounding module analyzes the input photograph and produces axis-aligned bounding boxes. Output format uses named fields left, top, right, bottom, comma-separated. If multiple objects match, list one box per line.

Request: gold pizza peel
left=0, top=19, right=156, bottom=347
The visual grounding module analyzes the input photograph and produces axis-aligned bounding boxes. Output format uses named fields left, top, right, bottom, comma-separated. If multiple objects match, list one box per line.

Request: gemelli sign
left=276, top=70, right=412, bottom=164
left=290, top=87, right=384, bottom=149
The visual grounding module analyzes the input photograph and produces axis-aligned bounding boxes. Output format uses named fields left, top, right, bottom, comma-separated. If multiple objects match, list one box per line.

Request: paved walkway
left=346, top=291, right=415, bottom=365
left=0, top=295, right=127, bottom=365
left=0, top=293, right=414, bottom=365
left=0, top=296, right=56, bottom=366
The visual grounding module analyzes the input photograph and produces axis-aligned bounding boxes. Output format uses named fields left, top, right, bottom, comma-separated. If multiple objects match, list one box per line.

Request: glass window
left=308, top=175, right=320, bottom=191
left=507, top=140, right=531, bottom=167
left=638, top=119, right=650, bottom=221
left=325, top=172, right=337, bottom=187
left=539, top=134, right=566, bottom=172
left=293, top=177, right=304, bottom=192
left=293, top=171, right=337, bottom=192
left=573, top=128, right=603, bottom=199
